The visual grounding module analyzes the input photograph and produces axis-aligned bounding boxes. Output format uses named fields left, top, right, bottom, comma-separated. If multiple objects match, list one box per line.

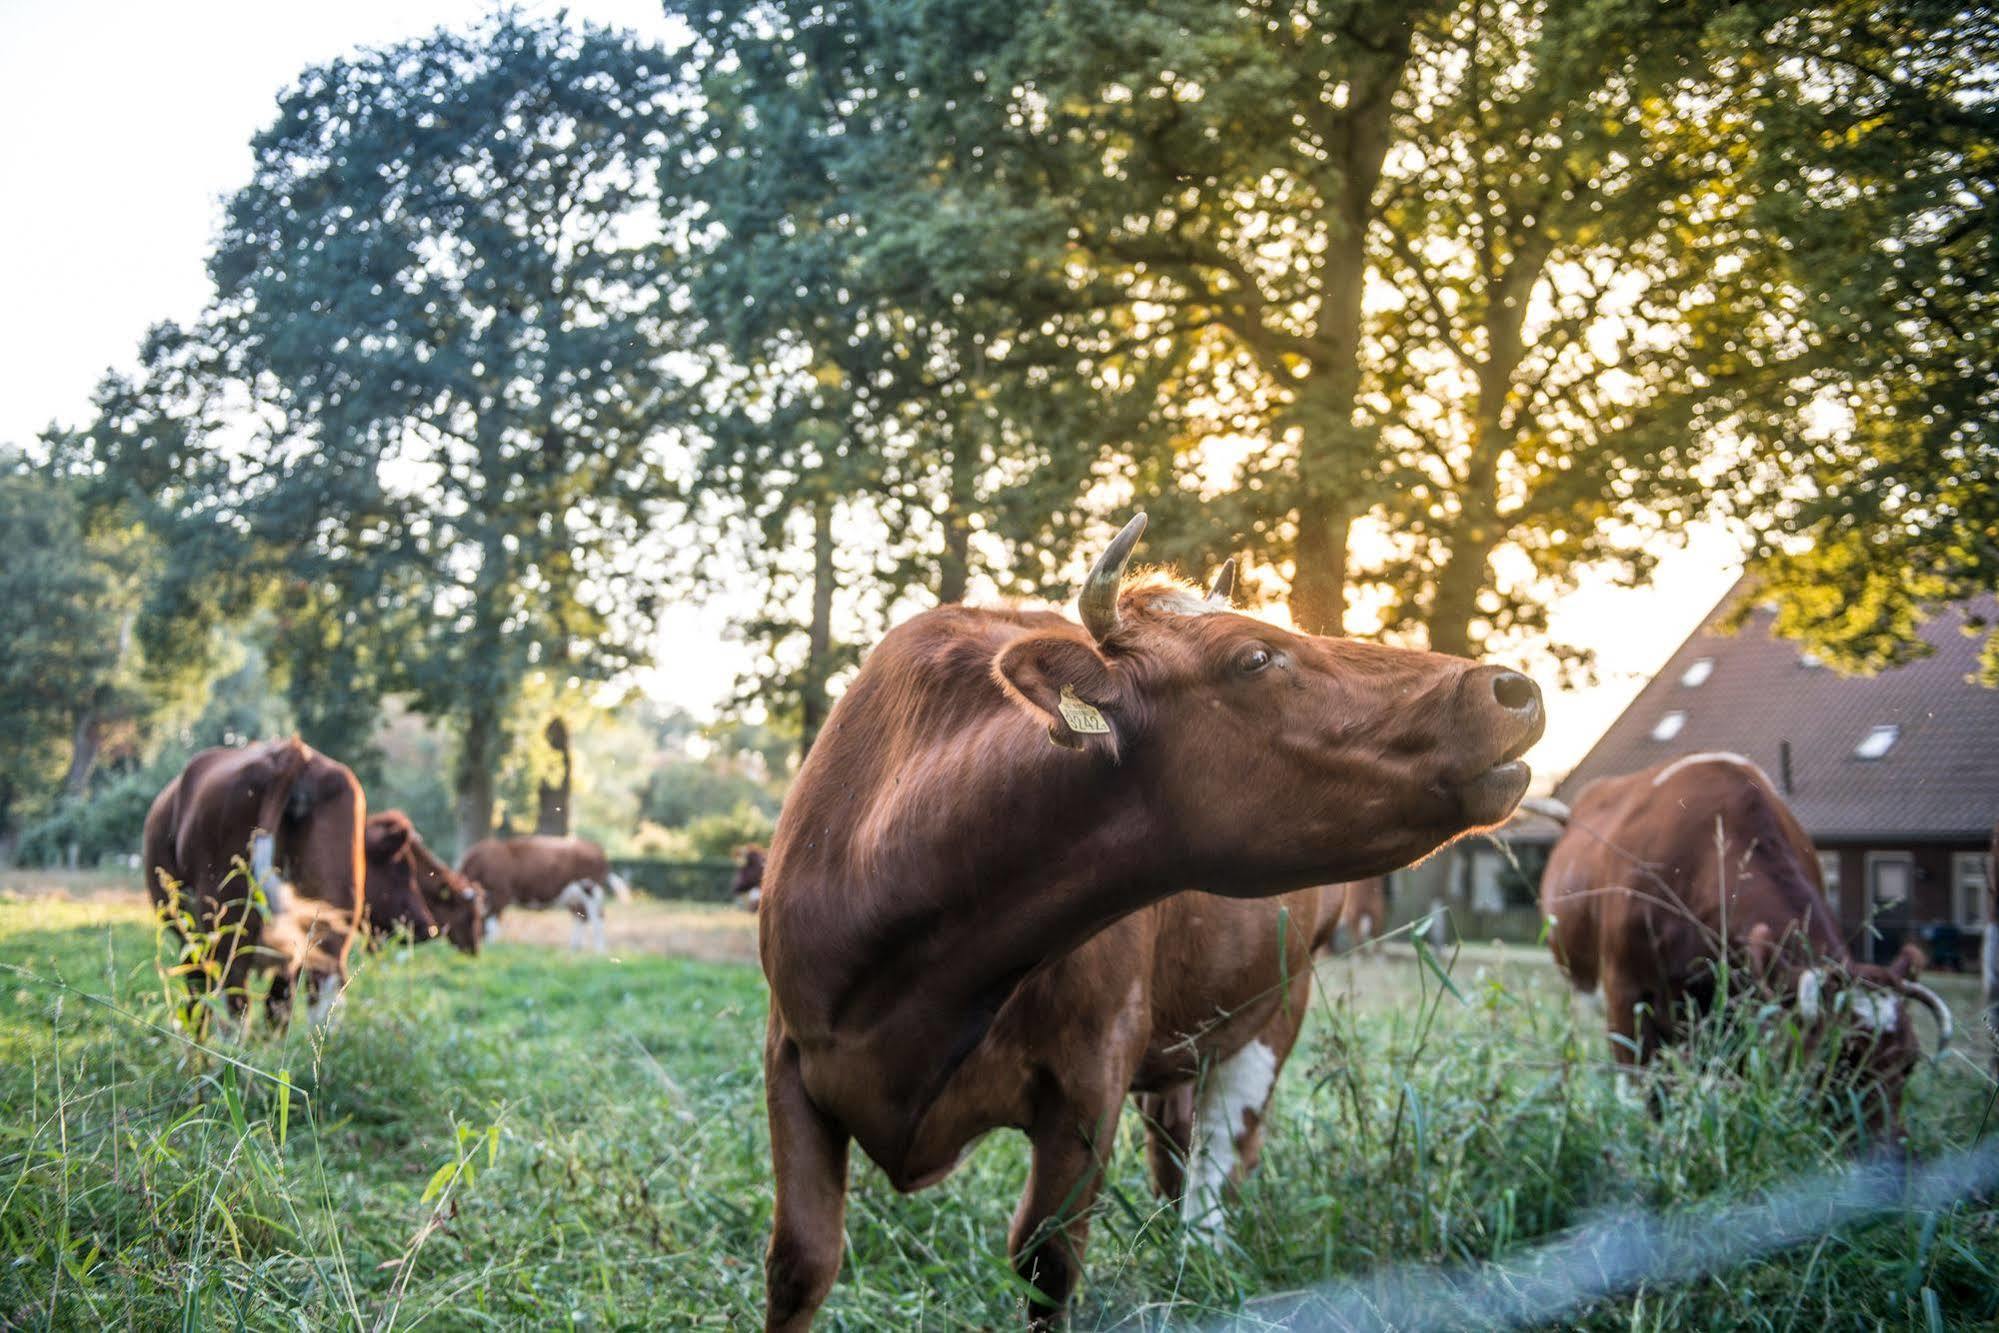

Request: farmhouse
left=1550, top=583, right=1998, bottom=969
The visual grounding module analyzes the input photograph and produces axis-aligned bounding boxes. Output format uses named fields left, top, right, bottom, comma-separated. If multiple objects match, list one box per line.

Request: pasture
left=2, top=882, right=1994, bottom=1330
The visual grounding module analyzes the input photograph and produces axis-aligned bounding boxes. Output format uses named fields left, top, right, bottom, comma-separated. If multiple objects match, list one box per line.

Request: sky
left=0, top=0, right=1747, bottom=780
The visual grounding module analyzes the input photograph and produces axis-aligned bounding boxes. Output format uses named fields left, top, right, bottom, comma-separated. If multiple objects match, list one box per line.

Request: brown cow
left=364, top=811, right=485, bottom=954
left=457, top=834, right=631, bottom=952
left=1319, top=876, right=1387, bottom=952
left=757, top=515, right=1544, bottom=1329
left=1538, top=752, right=1952, bottom=1139
left=733, top=845, right=767, bottom=912
left=143, top=737, right=366, bottom=1033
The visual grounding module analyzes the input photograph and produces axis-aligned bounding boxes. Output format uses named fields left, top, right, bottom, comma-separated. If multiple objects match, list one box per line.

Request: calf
left=457, top=834, right=631, bottom=952
left=364, top=811, right=485, bottom=954
left=144, top=737, right=365, bottom=1033
left=1539, top=752, right=1952, bottom=1139
left=733, top=844, right=766, bottom=912
left=757, top=514, right=1543, bottom=1328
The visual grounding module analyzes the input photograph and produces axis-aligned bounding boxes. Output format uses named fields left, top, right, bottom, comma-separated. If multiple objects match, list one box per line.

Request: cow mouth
left=1452, top=730, right=1536, bottom=827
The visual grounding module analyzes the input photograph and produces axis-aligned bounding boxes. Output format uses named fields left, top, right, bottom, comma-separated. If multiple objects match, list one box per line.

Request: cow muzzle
left=1451, top=668, right=1544, bottom=826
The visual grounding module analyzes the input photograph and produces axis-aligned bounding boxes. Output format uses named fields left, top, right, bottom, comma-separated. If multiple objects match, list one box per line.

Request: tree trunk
left=1426, top=546, right=1490, bottom=658
left=938, top=512, right=972, bottom=606
left=64, top=704, right=104, bottom=798
left=799, top=498, right=838, bottom=759
left=1289, top=501, right=1353, bottom=636
left=456, top=699, right=500, bottom=854
left=535, top=716, right=572, bottom=835
left=937, top=432, right=976, bottom=605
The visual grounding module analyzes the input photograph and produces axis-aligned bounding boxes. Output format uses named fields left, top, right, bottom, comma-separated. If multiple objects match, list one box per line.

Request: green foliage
left=71, top=13, right=680, bottom=842
left=1709, top=0, right=1999, bottom=677
left=679, top=801, right=777, bottom=860
left=1, top=897, right=1993, bottom=1328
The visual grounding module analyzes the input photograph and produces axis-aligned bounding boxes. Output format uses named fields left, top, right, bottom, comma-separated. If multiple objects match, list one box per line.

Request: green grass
left=1, top=895, right=1994, bottom=1330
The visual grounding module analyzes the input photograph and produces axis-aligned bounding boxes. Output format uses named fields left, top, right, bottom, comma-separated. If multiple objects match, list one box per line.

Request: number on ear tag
left=1058, top=685, right=1111, bottom=735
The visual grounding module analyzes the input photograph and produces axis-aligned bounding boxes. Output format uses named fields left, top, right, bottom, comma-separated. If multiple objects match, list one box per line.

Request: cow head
left=1748, top=926, right=1951, bottom=1141
left=733, top=844, right=767, bottom=912
left=365, top=812, right=485, bottom=955
left=992, top=515, right=1545, bottom=888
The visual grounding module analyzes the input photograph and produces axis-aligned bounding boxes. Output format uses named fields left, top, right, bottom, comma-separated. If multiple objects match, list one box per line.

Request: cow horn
left=1897, top=979, right=1954, bottom=1054
left=1796, top=967, right=1823, bottom=1023
left=1207, top=557, right=1237, bottom=606
left=1078, top=513, right=1147, bottom=644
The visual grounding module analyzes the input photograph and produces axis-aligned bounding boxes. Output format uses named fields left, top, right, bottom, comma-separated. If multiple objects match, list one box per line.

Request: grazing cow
left=1538, top=752, right=1952, bottom=1139
left=457, top=834, right=631, bottom=952
left=733, top=844, right=767, bottom=912
left=364, top=811, right=485, bottom=954
left=757, top=515, right=1544, bottom=1329
left=143, top=737, right=365, bottom=1033
left=1320, top=876, right=1387, bottom=952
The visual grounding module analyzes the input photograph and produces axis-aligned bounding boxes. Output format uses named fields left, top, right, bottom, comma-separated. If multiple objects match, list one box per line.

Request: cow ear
left=1889, top=943, right=1925, bottom=981
left=993, top=633, right=1126, bottom=755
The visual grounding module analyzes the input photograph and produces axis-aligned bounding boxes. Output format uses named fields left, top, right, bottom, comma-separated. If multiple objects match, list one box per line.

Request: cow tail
left=606, top=872, right=633, bottom=902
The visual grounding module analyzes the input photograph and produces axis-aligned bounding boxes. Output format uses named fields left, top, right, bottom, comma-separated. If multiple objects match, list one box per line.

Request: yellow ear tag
left=1057, top=685, right=1110, bottom=735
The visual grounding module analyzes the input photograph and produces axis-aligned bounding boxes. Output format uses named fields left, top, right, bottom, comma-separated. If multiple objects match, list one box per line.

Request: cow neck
left=773, top=733, right=1175, bottom=1144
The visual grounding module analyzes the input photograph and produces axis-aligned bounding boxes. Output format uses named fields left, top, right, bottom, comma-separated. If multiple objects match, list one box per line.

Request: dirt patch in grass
left=486, top=896, right=760, bottom=965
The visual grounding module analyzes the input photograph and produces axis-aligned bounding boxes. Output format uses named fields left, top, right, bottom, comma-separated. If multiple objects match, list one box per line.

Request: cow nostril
left=1491, top=670, right=1538, bottom=713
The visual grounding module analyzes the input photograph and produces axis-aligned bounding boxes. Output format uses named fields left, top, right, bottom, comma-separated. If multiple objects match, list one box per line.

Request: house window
left=1853, top=725, right=1900, bottom=760
left=1467, top=848, right=1506, bottom=914
left=1954, top=852, right=1991, bottom=928
left=1650, top=710, right=1687, bottom=741
left=1800, top=651, right=1824, bottom=668
left=1866, top=852, right=1914, bottom=912
left=1816, top=850, right=1842, bottom=915
left=1680, top=657, right=1715, bottom=687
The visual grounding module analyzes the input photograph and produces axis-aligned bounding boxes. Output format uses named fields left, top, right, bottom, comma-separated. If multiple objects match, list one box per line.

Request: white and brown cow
left=757, top=515, right=1544, bottom=1329
left=457, top=834, right=631, bottom=952
left=144, top=737, right=366, bottom=1034
left=1539, top=752, right=1952, bottom=1140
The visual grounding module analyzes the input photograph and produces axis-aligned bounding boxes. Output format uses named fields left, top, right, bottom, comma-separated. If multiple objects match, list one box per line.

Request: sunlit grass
left=0, top=896, right=1993, bottom=1329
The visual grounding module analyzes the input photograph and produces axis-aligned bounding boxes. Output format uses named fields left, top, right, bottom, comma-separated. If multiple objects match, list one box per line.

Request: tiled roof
left=1554, top=582, right=1999, bottom=842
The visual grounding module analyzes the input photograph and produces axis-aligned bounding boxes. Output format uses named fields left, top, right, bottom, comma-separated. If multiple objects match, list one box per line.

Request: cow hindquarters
left=1179, top=969, right=1311, bottom=1245
left=764, top=1025, right=850, bottom=1332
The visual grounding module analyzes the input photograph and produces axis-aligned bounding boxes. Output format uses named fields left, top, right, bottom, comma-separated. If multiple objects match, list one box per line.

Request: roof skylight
left=1853, top=724, right=1900, bottom=760
left=1651, top=710, right=1687, bottom=741
left=1680, top=657, right=1715, bottom=687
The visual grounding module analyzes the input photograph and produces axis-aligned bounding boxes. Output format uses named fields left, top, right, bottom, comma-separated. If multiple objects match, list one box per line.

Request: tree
left=667, top=0, right=1174, bottom=757
left=1709, top=0, right=1999, bottom=678
left=669, top=0, right=1992, bottom=669
left=81, top=15, right=679, bottom=847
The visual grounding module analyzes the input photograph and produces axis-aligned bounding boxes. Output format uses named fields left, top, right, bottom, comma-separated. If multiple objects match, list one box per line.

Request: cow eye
left=1238, top=646, right=1273, bottom=675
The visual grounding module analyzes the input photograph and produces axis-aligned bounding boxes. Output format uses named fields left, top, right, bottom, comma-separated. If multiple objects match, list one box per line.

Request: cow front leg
left=764, top=1030, right=849, bottom=1332
left=263, top=968, right=295, bottom=1035
left=1010, top=1101, right=1118, bottom=1330
left=1137, top=1083, right=1194, bottom=1202
left=1180, top=1035, right=1283, bottom=1244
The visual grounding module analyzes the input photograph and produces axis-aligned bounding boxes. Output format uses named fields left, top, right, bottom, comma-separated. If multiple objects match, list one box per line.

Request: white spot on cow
left=1651, top=751, right=1772, bottom=790
left=250, top=833, right=290, bottom=915
left=556, top=881, right=608, bottom=953
left=483, top=915, right=502, bottom=941
left=1797, top=968, right=1825, bottom=1024
left=1181, top=1039, right=1279, bottom=1245
left=1846, top=990, right=1901, bottom=1032
left=306, top=974, right=340, bottom=1031
left=1576, top=986, right=1605, bottom=1013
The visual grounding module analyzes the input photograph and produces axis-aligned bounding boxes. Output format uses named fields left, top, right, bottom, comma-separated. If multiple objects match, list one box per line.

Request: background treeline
left=5, top=0, right=1992, bottom=865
